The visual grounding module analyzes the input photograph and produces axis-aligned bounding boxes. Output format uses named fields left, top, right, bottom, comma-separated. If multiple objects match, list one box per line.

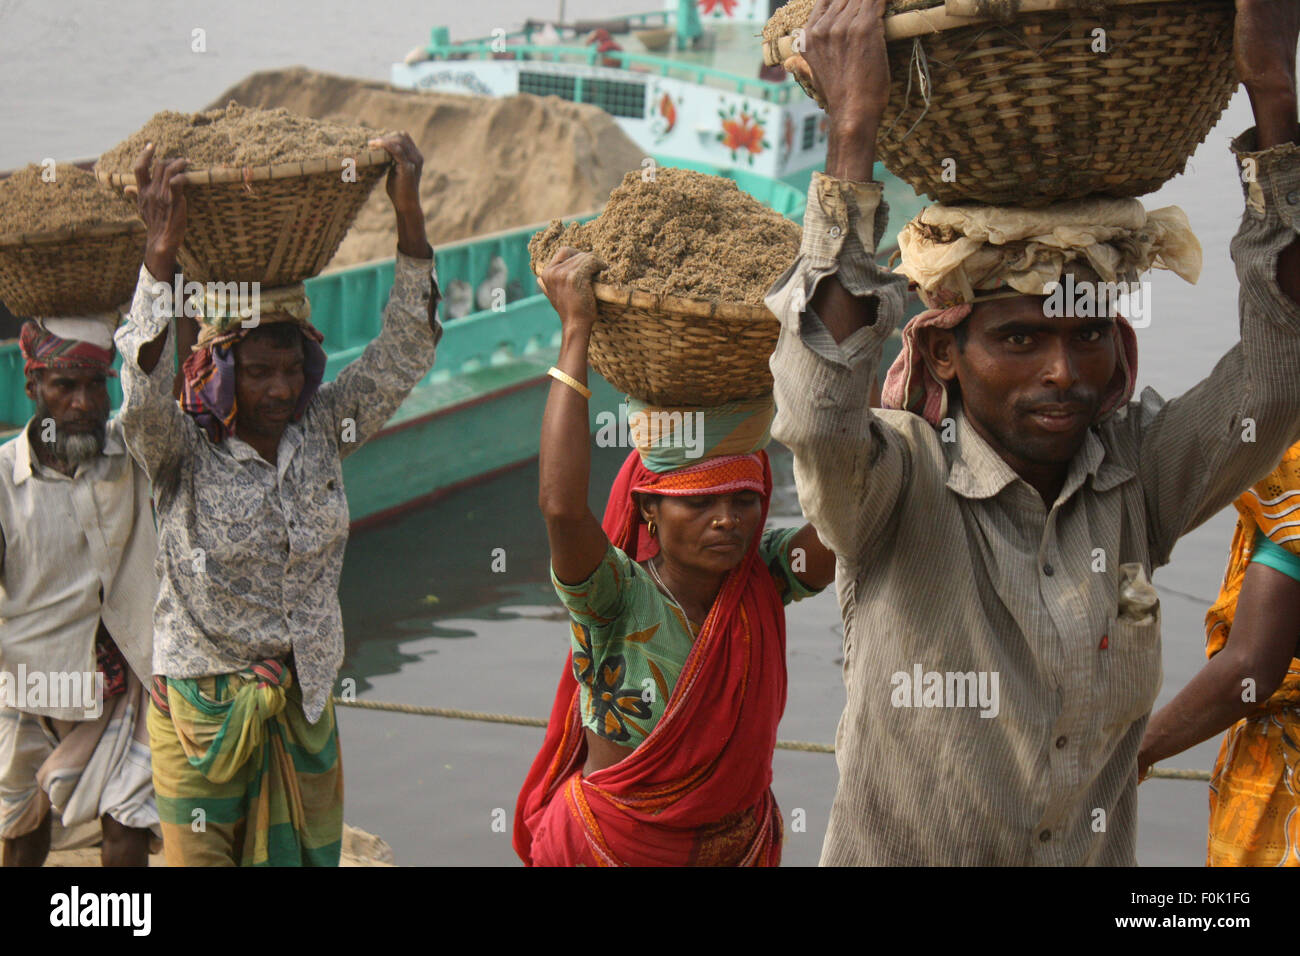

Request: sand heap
left=204, top=68, right=646, bottom=270
left=0, top=163, right=139, bottom=237
left=98, top=102, right=377, bottom=170
left=528, top=167, right=800, bottom=305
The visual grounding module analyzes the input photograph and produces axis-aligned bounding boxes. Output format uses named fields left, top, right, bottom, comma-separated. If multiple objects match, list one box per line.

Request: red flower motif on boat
left=659, top=93, right=677, bottom=134
left=719, top=111, right=767, bottom=160
left=698, top=0, right=739, bottom=15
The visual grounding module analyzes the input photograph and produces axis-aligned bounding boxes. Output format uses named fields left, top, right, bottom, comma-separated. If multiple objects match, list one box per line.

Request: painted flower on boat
left=698, top=0, right=739, bottom=16
left=783, top=114, right=795, bottom=157
left=717, top=106, right=769, bottom=164
left=659, top=92, right=677, bottom=134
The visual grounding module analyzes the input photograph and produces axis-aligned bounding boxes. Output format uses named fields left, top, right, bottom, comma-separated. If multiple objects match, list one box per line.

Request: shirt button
left=1287, top=190, right=1299, bottom=205
left=1039, top=829, right=1051, bottom=843
left=1043, top=563, right=1055, bottom=576
left=1055, top=735, right=1067, bottom=749
left=287, top=610, right=294, bottom=619
left=288, top=520, right=296, bottom=529
left=828, top=225, right=842, bottom=238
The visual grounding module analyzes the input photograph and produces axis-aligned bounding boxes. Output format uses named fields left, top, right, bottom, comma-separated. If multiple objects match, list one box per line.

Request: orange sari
left=1204, top=442, right=1300, bottom=866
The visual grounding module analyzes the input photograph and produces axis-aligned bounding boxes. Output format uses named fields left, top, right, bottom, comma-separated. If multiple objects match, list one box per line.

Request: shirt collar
left=945, top=403, right=1134, bottom=503
left=12, top=420, right=36, bottom=485
left=225, top=421, right=303, bottom=473
left=13, top=417, right=126, bottom=485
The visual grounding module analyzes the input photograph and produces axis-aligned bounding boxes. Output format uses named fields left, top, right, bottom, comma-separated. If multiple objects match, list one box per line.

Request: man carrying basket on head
left=769, top=0, right=1300, bottom=864
left=114, top=133, right=441, bottom=866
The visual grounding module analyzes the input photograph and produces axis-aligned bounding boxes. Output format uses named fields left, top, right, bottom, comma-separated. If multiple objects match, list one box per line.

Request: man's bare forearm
left=1141, top=649, right=1267, bottom=768
left=1141, top=562, right=1300, bottom=773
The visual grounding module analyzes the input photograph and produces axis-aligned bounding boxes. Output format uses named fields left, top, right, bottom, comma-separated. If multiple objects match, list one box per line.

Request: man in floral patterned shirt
left=113, top=133, right=440, bottom=866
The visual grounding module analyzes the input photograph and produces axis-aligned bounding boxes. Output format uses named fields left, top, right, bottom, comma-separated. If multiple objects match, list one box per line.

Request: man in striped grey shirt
left=769, top=0, right=1300, bottom=864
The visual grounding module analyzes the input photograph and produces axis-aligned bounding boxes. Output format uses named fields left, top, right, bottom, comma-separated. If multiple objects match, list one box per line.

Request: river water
left=0, top=0, right=1275, bottom=865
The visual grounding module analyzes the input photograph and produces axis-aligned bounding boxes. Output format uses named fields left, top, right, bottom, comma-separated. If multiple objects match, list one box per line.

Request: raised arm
left=1134, top=1, right=1300, bottom=564
left=768, top=0, right=911, bottom=568
left=788, top=0, right=891, bottom=342
left=537, top=247, right=614, bottom=585
left=315, top=133, right=441, bottom=457
left=112, top=144, right=195, bottom=483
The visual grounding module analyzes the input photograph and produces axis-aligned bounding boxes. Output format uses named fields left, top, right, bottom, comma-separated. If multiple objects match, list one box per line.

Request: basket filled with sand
left=529, top=167, right=799, bottom=406
left=762, top=0, right=1237, bottom=206
left=0, top=163, right=145, bottom=318
left=96, top=103, right=391, bottom=286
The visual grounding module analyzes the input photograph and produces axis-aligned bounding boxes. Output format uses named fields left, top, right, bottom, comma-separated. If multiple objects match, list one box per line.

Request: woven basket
left=0, top=220, right=145, bottom=318
left=96, top=149, right=391, bottom=285
left=764, top=0, right=1237, bottom=205
left=583, top=283, right=778, bottom=406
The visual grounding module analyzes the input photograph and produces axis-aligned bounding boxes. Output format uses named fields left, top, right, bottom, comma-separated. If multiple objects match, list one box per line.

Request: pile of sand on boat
left=209, top=67, right=645, bottom=271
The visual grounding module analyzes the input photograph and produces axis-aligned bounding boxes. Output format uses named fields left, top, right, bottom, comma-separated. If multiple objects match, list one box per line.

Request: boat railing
left=309, top=212, right=599, bottom=386
left=518, top=10, right=672, bottom=40
left=419, top=41, right=795, bottom=103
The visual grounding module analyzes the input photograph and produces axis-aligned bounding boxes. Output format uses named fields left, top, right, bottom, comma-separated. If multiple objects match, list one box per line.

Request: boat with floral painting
left=392, top=0, right=920, bottom=214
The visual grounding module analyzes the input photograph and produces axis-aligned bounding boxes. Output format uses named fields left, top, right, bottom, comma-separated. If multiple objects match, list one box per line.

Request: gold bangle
left=547, top=365, right=592, bottom=399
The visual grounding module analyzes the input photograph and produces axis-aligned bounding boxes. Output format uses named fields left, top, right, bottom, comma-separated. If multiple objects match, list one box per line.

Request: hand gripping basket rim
left=589, top=280, right=780, bottom=405
left=94, top=147, right=394, bottom=189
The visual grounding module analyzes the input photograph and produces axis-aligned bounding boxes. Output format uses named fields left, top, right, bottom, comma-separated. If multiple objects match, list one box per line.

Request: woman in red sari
left=516, top=248, right=838, bottom=866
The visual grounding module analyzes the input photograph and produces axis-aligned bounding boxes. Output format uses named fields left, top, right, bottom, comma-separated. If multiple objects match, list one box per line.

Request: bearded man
left=0, top=317, right=160, bottom=866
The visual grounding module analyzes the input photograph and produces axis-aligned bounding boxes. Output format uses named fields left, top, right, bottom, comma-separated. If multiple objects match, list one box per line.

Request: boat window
left=802, top=115, right=817, bottom=152
left=579, top=78, right=646, bottom=120
left=520, top=71, right=577, bottom=101
left=517, top=72, right=645, bottom=120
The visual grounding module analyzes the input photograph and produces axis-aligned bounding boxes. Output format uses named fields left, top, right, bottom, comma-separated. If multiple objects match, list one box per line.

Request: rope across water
left=331, top=697, right=1210, bottom=780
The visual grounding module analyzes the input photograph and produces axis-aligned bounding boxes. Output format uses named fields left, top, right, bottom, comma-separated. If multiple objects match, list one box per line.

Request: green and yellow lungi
left=147, top=660, right=343, bottom=866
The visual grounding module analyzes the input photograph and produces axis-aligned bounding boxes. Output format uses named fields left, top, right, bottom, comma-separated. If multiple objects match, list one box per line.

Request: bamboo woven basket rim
left=0, top=218, right=145, bottom=249
left=95, top=147, right=393, bottom=189
left=539, top=275, right=775, bottom=323
left=763, top=0, right=1231, bottom=63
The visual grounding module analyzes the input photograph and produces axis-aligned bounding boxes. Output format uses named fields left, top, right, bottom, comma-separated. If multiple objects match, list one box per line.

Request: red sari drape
left=514, top=450, right=788, bottom=866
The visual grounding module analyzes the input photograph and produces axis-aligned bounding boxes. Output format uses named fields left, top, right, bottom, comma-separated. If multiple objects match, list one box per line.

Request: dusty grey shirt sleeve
left=1129, top=129, right=1300, bottom=566
left=767, top=172, right=911, bottom=567
left=113, top=265, right=195, bottom=485
left=315, top=251, right=442, bottom=459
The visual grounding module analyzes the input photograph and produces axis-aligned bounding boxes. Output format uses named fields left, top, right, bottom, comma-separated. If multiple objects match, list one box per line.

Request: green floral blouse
left=551, top=527, right=822, bottom=746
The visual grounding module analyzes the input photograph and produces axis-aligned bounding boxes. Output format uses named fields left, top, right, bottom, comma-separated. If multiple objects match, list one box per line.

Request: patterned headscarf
left=180, top=284, right=326, bottom=443
left=609, top=452, right=768, bottom=563
left=19, top=317, right=118, bottom=378
left=626, top=394, right=775, bottom=472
